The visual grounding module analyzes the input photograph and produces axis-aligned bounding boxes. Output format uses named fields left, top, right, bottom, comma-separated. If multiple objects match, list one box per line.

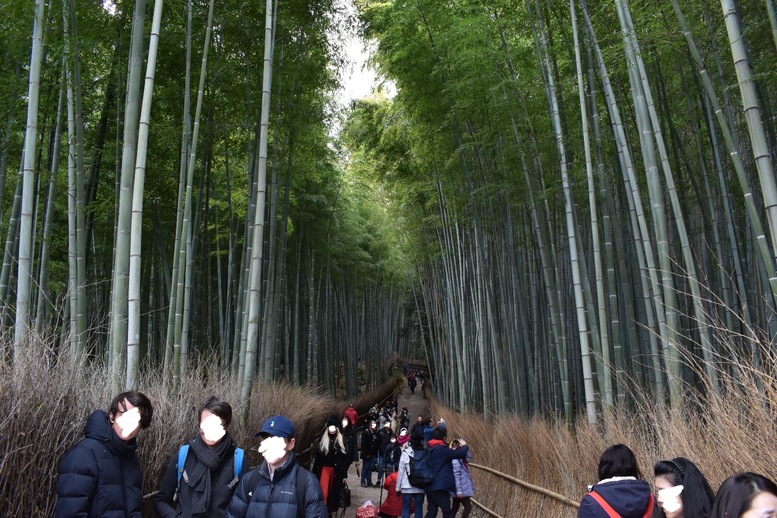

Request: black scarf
left=187, top=433, right=232, bottom=514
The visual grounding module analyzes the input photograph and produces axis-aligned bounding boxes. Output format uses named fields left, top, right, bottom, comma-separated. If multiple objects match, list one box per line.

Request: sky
left=334, top=0, right=384, bottom=109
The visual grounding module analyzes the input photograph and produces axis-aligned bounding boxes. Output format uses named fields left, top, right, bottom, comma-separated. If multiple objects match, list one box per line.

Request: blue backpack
left=176, top=444, right=245, bottom=494
left=408, top=449, right=434, bottom=487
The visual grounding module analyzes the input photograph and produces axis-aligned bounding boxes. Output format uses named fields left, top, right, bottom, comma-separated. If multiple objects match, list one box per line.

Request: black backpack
left=407, top=449, right=434, bottom=487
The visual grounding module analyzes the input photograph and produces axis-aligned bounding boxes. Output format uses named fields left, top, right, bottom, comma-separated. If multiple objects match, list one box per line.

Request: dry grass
left=0, top=337, right=398, bottom=516
left=426, top=346, right=777, bottom=517
left=3, top=334, right=775, bottom=517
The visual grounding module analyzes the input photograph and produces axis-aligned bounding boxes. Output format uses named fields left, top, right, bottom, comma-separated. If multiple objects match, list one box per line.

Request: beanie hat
left=326, top=414, right=339, bottom=428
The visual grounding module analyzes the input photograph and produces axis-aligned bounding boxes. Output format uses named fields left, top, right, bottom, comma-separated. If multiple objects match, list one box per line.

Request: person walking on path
left=55, top=391, right=154, bottom=518
left=312, top=415, right=351, bottom=517
left=344, top=405, right=358, bottom=426
left=154, top=397, right=243, bottom=518
left=396, top=434, right=424, bottom=518
left=360, top=420, right=380, bottom=487
left=340, top=415, right=359, bottom=470
left=424, top=426, right=469, bottom=518
left=410, top=416, right=425, bottom=446
left=227, top=415, right=327, bottom=518
left=449, top=439, right=474, bottom=518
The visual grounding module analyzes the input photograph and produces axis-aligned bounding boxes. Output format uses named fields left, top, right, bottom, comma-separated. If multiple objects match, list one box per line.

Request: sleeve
left=153, top=453, right=179, bottom=518
left=227, top=471, right=252, bottom=518
left=54, top=445, right=97, bottom=518
left=311, top=451, right=323, bottom=478
left=576, top=494, right=602, bottom=518
left=304, top=471, right=328, bottom=518
left=450, top=445, right=469, bottom=460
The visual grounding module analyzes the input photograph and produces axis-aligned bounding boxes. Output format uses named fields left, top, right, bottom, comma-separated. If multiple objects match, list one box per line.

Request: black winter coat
left=360, top=429, right=379, bottom=460
left=153, top=438, right=241, bottom=518
left=341, top=426, right=359, bottom=463
left=312, top=438, right=350, bottom=513
left=55, top=410, right=144, bottom=518
left=227, top=452, right=327, bottom=518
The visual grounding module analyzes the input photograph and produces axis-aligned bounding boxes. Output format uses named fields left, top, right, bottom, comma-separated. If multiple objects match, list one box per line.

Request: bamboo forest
left=2, top=0, right=777, bottom=428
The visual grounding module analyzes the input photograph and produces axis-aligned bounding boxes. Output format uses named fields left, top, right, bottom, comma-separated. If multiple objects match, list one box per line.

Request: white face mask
left=200, top=414, right=226, bottom=443
left=328, top=425, right=337, bottom=434
left=259, top=436, right=288, bottom=464
left=115, top=407, right=141, bottom=438
left=341, top=420, right=349, bottom=428
left=658, top=485, right=684, bottom=513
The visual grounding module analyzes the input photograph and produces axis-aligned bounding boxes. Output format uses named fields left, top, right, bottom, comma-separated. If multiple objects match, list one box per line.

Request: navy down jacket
left=227, top=452, right=327, bottom=518
left=577, top=478, right=653, bottom=518
left=55, top=410, right=144, bottom=518
left=424, top=439, right=469, bottom=493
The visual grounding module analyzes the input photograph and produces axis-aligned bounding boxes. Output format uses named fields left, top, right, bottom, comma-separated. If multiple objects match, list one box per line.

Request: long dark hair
left=654, top=457, right=714, bottom=518
left=710, top=472, right=777, bottom=518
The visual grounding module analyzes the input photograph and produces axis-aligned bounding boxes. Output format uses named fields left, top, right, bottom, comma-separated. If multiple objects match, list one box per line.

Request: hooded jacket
left=424, top=439, right=469, bottom=493
left=153, top=436, right=240, bottom=518
left=577, top=477, right=654, bottom=518
left=227, top=452, right=327, bottom=518
left=55, top=410, right=144, bottom=518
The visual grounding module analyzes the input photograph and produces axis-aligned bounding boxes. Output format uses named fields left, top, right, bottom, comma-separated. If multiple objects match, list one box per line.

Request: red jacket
left=345, top=406, right=358, bottom=426
left=379, top=472, right=404, bottom=516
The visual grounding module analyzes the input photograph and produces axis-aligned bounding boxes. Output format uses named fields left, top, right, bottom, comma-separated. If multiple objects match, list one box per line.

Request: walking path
left=341, top=384, right=429, bottom=515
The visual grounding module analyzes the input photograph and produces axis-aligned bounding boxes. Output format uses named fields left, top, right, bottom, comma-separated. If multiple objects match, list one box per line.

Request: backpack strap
left=234, top=448, right=245, bottom=478
left=642, top=494, right=655, bottom=518
left=176, top=445, right=190, bottom=493
left=588, top=491, right=621, bottom=518
left=296, top=466, right=308, bottom=518
left=228, top=447, right=245, bottom=490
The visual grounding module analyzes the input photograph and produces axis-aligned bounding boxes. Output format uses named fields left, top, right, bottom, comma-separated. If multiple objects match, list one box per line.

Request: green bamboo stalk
left=14, top=0, right=46, bottom=356
left=241, top=0, right=277, bottom=420
left=720, top=0, right=777, bottom=299
left=110, top=0, right=146, bottom=391
left=127, top=0, right=165, bottom=390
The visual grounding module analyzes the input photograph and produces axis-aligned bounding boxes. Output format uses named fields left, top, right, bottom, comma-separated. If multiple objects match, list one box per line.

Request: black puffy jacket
left=153, top=438, right=241, bottom=518
left=227, top=452, right=327, bottom=518
left=55, top=410, right=144, bottom=517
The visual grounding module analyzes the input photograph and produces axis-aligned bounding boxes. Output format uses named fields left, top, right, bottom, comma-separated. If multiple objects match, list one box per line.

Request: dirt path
left=339, top=384, right=429, bottom=516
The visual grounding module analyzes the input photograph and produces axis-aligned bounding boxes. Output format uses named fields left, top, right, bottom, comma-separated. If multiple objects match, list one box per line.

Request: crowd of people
left=577, top=443, right=777, bottom=518
left=52, top=390, right=776, bottom=518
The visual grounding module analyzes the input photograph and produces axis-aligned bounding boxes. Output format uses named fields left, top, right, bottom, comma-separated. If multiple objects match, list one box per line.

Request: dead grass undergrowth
left=0, top=337, right=398, bottom=516
left=426, top=349, right=777, bottom=517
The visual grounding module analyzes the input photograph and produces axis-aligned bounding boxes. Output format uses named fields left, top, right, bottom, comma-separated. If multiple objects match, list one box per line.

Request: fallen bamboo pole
left=469, top=462, right=581, bottom=509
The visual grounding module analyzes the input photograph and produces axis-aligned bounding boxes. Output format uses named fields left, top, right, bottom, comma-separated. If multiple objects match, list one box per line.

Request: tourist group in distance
left=52, top=390, right=776, bottom=518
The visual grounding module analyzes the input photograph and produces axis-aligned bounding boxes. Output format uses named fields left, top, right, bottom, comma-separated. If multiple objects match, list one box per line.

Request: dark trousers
left=361, top=456, right=376, bottom=485
left=451, top=496, right=473, bottom=518
left=424, top=489, right=452, bottom=518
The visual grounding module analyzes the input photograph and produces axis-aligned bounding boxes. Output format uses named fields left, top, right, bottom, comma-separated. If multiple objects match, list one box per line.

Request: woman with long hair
left=710, top=472, right=777, bottom=518
left=653, top=457, right=714, bottom=518
left=312, top=415, right=351, bottom=517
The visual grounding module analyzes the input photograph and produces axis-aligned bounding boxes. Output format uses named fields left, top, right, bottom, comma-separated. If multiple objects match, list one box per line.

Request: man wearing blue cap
left=227, top=415, right=327, bottom=518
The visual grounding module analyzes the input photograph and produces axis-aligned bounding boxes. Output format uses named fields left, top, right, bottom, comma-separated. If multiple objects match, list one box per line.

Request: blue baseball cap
left=256, top=415, right=296, bottom=439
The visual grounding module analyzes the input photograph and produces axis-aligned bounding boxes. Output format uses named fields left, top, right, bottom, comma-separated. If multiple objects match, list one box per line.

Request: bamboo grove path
left=341, top=383, right=431, bottom=515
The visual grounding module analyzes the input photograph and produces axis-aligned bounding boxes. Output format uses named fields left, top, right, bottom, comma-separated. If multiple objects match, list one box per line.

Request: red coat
left=345, top=406, right=358, bottom=426
left=379, top=472, right=404, bottom=516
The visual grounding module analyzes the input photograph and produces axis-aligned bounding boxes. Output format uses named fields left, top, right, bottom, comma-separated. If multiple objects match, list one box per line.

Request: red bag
left=355, top=502, right=379, bottom=518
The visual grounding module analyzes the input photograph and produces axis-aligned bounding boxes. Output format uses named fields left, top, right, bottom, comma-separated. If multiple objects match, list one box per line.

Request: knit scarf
left=188, top=433, right=232, bottom=514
